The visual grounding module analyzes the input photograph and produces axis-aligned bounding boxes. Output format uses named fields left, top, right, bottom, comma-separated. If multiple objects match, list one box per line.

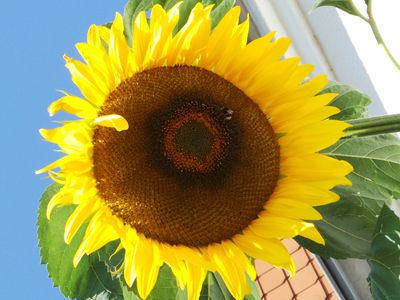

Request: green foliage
left=368, top=205, right=400, bottom=300
left=116, top=265, right=187, bottom=300
left=200, top=272, right=260, bottom=300
left=325, top=135, right=400, bottom=204
left=123, top=0, right=153, bottom=46
left=296, top=184, right=382, bottom=259
left=122, top=0, right=236, bottom=44
left=296, top=133, right=400, bottom=258
left=37, top=184, right=123, bottom=300
left=313, top=0, right=362, bottom=17
left=323, top=81, right=371, bottom=120
left=210, top=0, right=235, bottom=29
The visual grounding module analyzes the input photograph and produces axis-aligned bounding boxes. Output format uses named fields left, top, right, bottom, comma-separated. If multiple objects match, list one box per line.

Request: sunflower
left=38, top=3, right=352, bottom=300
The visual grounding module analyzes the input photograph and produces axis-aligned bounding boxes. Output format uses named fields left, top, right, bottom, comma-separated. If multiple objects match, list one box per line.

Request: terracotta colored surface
left=255, top=239, right=340, bottom=300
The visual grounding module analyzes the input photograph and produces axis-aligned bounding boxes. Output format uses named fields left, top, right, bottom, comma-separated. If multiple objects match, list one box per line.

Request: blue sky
left=0, top=1, right=126, bottom=298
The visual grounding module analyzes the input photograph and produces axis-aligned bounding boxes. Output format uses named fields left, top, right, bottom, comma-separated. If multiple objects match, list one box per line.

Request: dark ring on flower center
left=162, top=104, right=228, bottom=174
left=93, top=66, right=280, bottom=247
left=150, top=98, right=236, bottom=180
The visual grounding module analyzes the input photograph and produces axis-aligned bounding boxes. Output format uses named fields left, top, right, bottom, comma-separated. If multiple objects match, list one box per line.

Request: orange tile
left=283, top=238, right=301, bottom=253
left=255, top=260, right=274, bottom=277
left=292, top=248, right=312, bottom=271
left=267, top=282, right=297, bottom=300
left=257, top=268, right=287, bottom=291
left=291, top=263, right=318, bottom=293
left=297, top=281, right=326, bottom=300
left=255, top=240, right=340, bottom=300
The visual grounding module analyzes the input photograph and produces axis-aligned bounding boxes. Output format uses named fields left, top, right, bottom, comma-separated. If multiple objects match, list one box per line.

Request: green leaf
left=164, top=0, right=183, bottom=10
left=174, top=0, right=200, bottom=33
left=313, top=0, right=361, bottom=17
left=296, top=185, right=382, bottom=258
left=115, top=264, right=188, bottom=300
left=321, top=81, right=371, bottom=121
left=210, top=0, right=235, bottom=29
left=37, top=184, right=123, bottom=300
left=325, top=135, right=400, bottom=203
left=297, top=134, right=400, bottom=258
left=200, top=273, right=233, bottom=300
left=368, top=205, right=400, bottom=300
left=147, top=265, right=187, bottom=300
left=123, top=0, right=154, bottom=46
left=199, top=272, right=260, bottom=300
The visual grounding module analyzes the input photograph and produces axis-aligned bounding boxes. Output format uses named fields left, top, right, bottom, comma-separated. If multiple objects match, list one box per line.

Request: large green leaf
left=296, top=184, right=382, bottom=258
left=313, top=0, right=362, bottom=17
left=368, top=205, right=400, bottom=300
left=37, top=184, right=123, bottom=300
left=297, top=134, right=400, bottom=258
left=325, top=135, right=400, bottom=203
left=322, top=81, right=371, bottom=120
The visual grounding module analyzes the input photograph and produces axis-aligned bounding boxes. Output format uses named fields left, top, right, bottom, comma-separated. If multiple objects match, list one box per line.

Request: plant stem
left=344, top=114, right=400, bottom=138
left=366, top=0, right=400, bottom=70
left=348, top=0, right=369, bottom=22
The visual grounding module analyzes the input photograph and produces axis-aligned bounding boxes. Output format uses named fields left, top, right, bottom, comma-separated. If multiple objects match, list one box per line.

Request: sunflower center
left=162, top=101, right=231, bottom=174
left=93, top=66, right=280, bottom=247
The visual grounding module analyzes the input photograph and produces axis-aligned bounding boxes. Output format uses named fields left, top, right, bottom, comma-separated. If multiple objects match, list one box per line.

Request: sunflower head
left=38, top=3, right=352, bottom=300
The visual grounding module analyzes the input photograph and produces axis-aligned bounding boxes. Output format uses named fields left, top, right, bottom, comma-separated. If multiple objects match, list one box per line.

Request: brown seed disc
left=93, top=66, right=280, bottom=247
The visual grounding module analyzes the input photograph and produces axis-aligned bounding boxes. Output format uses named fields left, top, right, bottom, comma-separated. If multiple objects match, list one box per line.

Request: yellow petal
left=48, top=95, right=98, bottom=118
left=144, top=4, right=179, bottom=67
left=95, top=114, right=129, bottom=131
left=247, top=57, right=300, bottom=100
left=64, top=198, right=100, bottom=244
left=85, top=223, right=119, bottom=254
left=265, top=198, right=322, bottom=220
left=233, top=234, right=296, bottom=275
left=300, top=225, right=325, bottom=245
left=75, top=43, right=116, bottom=90
left=64, top=55, right=106, bottom=105
left=135, top=236, right=163, bottom=299
left=279, top=120, right=351, bottom=155
left=199, top=6, right=242, bottom=69
left=168, top=3, right=212, bottom=66
left=109, top=13, right=130, bottom=79
left=213, top=16, right=250, bottom=76
left=133, top=11, right=151, bottom=69
left=46, top=188, right=73, bottom=218
left=249, top=214, right=314, bottom=239
left=208, top=243, right=250, bottom=300
left=281, top=153, right=353, bottom=181
left=87, top=24, right=103, bottom=49
left=225, top=31, right=275, bottom=82
left=39, top=122, right=92, bottom=155
left=122, top=230, right=139, bottom=287
left=273, top=182, right=340, bottom=206
left=186, top=263, right=207, bottom=300
left=35, top=155, right=92, bottom=176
